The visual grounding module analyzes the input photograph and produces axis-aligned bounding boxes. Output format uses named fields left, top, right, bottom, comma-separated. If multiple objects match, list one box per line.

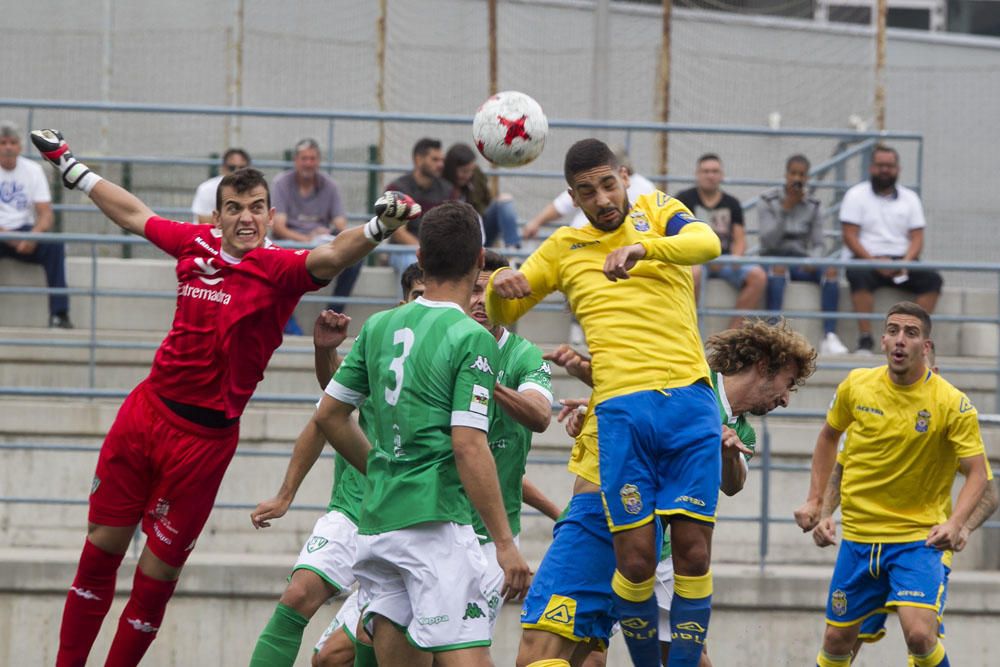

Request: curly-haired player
left=526, top=319, right=816, bottom=667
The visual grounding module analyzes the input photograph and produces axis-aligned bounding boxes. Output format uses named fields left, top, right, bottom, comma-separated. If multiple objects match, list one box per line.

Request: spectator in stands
left=271, top=138, right=357, bottom=334
left=0, top=121, right=71, bottom=328
left=841, top=145, right=942, bottom=354
left=384, top=137, right=453, bottom=277
left=443, top=142, right=520, bottom=250
left=190, top=148, right=251, bottom=224
left=679, top=153, right=765, bottom=330
left=759, top=154, right=848, bottom=355
left=522, top=145, right=656, bottom=238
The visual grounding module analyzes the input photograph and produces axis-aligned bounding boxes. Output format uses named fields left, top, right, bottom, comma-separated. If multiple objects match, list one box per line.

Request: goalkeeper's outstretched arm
left=31, top=129, right=153, bottom=237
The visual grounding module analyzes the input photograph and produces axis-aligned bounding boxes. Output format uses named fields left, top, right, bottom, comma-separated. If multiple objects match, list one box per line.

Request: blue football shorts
left=596, top=382, right=721, bottom=531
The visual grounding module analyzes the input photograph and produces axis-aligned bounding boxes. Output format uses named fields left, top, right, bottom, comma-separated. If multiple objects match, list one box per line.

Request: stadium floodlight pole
left=875, top=0, right=888, bottom=131
left=656, top=0, right=673, bottom=188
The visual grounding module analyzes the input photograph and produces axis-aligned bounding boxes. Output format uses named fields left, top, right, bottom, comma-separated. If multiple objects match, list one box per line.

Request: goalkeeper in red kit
left=30, top=129, right=420, bottom=667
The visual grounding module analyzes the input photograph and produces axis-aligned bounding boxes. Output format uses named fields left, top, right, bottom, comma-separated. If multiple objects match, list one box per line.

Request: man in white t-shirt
left=522, top=147, right=657, bottom=237
left=0, top=121, right=71, bottom=328
left=840, top=145, right=941, bottom=353
left=190, top=148, right=251, bottom=224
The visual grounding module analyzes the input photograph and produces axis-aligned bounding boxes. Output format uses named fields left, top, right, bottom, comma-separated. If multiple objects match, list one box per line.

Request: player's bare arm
left=493, top=385, right=551, bottom=433
left=811, top=462, right=843, bottom=548
left=313, top=310, right=350, bottom=389
left=251, top=419, right=329, bottom=529
left=956, top=478, right=999, bottom=551
left=522, top=477, right=562, bottom=521
left=452, top=425, right=532, bottom=600
left=31, top=129, right=153, bottom=237
left=315, top=393, right=371, bottom=474
left=544, top=345, right=593, bottom=387
left=720, top=425, right=753, bottom=497
left=305, top=191, right=420, bottom=281
left=795, top=421, right=844, bottom=532
left=927, top=453, right=989, bottom=550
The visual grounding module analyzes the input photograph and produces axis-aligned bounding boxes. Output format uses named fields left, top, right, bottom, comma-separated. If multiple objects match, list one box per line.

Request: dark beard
left=871, top=175, right=897, bottom=192
left=587, top=198, right=631, bottom=232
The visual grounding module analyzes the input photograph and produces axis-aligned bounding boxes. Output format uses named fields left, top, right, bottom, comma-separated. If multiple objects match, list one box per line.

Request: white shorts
left=478, top=536, right=520, bottom=636
left=293, top=510, right=359, bottom=592
left=314, top=589, right=363, bottom=653
left=609, top=556, right=675, bottom=642
left=354, top=521, right=491, bottom=651
left=655, top=556, right=675, bottom=639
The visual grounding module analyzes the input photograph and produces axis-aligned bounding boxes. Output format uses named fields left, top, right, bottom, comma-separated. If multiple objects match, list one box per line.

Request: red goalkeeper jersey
left=144, top=217, right=325, bottom=418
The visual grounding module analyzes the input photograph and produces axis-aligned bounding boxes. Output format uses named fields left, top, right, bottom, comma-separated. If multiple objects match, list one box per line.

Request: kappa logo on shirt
left=193, top=257, right=224, bottom=285
left=470, top=355, right=493, bottom=374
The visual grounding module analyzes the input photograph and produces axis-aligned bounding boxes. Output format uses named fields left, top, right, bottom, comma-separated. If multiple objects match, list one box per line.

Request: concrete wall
left=3, top=554, right=998, bottom=665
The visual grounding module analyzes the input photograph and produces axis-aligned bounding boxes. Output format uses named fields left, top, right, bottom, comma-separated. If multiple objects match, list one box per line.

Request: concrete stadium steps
left=4, top=399, right=999, bottom=570
left=4, top=256, right=1000, bottom=352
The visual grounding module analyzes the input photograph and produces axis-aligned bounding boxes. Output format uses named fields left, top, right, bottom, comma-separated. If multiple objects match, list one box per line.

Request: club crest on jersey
left=630, top=211, right=650, bottom=232
left=915, top=409, right=931, bottom=433
left=306, top=536, right=328, bottom=553
left=153, top=498, right=170, bottom=519
left=620, top=483, right=642, bottom=515
left=831, top=589, right=848, bottom=617
left=193, top=257, right=224, bottom=285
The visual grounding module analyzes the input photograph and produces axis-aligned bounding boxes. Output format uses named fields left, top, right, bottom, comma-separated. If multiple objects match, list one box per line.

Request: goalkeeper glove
left=364, top=191, right=421, bottom=243
left=30, top=129, right=102, bottom=193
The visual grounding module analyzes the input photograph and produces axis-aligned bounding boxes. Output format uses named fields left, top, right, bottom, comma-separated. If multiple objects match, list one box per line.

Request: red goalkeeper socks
left=104, top=568, right=178, bottom=666
left=56, top=539, right=125, bottom=667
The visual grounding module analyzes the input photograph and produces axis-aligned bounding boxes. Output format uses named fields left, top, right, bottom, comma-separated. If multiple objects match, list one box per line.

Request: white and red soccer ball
left=472, top=91, right=548, bottom=168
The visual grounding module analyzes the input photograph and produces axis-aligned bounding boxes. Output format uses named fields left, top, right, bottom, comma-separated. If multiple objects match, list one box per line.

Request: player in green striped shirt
left=470, top=251, right=563, bottom=634
left=317, top=202, right=531, bottom=662
left=248, top=263, right=427, bottom=667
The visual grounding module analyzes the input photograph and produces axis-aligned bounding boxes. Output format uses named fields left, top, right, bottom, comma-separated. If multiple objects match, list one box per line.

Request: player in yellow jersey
left=802, top=340, right=998, bottom=665
left=487, top=139, right=723, bottom=667
left=796, top=302, right=989, bottom=667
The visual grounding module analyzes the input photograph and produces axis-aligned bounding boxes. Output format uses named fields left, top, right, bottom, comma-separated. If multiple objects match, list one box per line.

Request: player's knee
left=901, top=624, right=937, bottom=656
left=278, top=574, right=329, bottom=615
left=616, top=549, right=657, bottom=581
left=671, top=541, right=710, bottom=576
left=822, top=624, right=857, bottom=656
left=315, top=642, right=354, bottom=667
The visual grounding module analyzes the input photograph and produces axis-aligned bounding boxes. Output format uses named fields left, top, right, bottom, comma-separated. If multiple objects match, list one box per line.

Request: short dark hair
left=872, top=144, right=899, bottom=163
left=444, top=143, right=477, bottom=184
left=697, top=153, right=721, bottom=166
left=885, top=301, right=931, bottom=337
left=216, top=167, right=270, bottom=212
left=418, top=201, right=483, bottom=281
left=482, top=249, right=509, bottom=273
left=786, top=154, right=810, bottom=172
left=413, top=138, right=442, bottom=159
left=222, top=148, right=251, bottom=165
left=564, top=139, right=619, bottom=185
left=400, top=262, right=424, bottom=296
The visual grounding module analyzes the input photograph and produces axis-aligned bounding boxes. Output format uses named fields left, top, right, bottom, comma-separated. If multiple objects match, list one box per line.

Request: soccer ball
left=472, top=91, right=548, bottom=168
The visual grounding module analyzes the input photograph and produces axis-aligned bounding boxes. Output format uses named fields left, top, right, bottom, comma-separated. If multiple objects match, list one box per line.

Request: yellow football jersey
left=827, top=366, right=985, bottom=543
left=486, top=191, right=720, bottom=405
left=567, top=399, right=600, bottom=485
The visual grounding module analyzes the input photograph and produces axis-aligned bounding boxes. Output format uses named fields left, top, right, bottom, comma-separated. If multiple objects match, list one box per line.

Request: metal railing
left=2, top=234, right=999, bottom=565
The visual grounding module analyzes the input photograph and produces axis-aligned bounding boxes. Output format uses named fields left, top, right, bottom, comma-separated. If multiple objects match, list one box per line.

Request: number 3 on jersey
left=385, top=328, right=414, bottom=406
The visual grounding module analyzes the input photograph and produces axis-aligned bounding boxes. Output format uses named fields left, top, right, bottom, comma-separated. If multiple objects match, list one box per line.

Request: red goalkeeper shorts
left=88, top=381, right=240, bottom=567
